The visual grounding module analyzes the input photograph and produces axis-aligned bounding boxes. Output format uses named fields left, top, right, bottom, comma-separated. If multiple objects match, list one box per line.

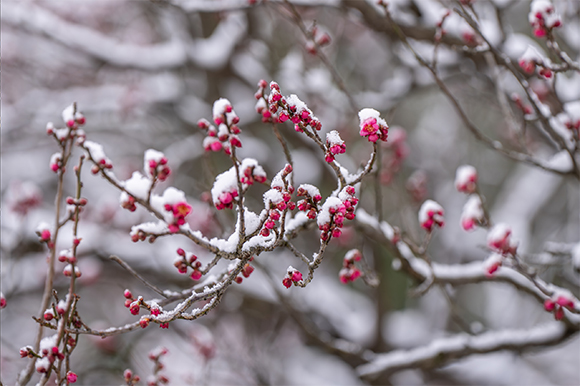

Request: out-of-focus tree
left=1, top=0, right=579, bottom=385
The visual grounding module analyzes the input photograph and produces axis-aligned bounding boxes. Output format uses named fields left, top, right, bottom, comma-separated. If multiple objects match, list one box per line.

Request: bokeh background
left=2, top=0, right=579, bottom=384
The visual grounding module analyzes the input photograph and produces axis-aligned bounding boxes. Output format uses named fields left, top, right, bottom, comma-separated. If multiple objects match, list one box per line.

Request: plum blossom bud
left=418, top=200, right=445, bottom=231
left=36, top=222, right=52, bottom=243
left=518, top=46, right=546, bottom=75
left=325, top=130, right=346, bottom=163
left=0, top=292, right=6, bottom=309
left=484, top=253, right=503, bottom=277
left=487, top=223, right=518, bottom=255
left=67, top=371, right=78, bottom=383
left=455, top=165, right=478, bottom=194
left=49, top=152, right=62, bottom=173
left=529, top=0, right=561, bottom=38
left=460, top=196, right=485, bottom=231
left=44, top=308, right=55, bottom=321
left=283, top=266, right=303, bottom=288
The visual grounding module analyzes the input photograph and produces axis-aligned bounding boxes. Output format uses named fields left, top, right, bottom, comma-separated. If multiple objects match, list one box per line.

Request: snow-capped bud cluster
left=20, top=345, right=34, bottom=359
left=418, top=200, right=445, bottom=232
left=282, top=266, right=303, bottom=288
left=518, top=46, right=552, bottom=78
left=296, top=183, right=322, bottom=220
left=455, top=165, right=478, bottom=194
left=36, top=222, right=53, bottom=247
left=460, top=196, right=485, bottom=231
left=380, top=127, right=409, bottom=184
left=49, top=152, right=63, bottom=173
left=150, top=187, right=192, bottom=233
left=211, top=168, right=239, bottom=210
left=544, top=292, right=577, bottom=321
left=0, top=292, right=6, bottom=309
left=405, top=170, right=428, bottom=203
left=317, top=186, right=358, bottom=241
left=256, top=81, right=323, bottom=132
left=144, top=149, right=171, bottom=182
left=120, top=172, right=151, bottom=212
left=261, top=165, right=295, bottom=237
left=339, top=249, right=362, bottom=284
left=325, top=130, right=346, bottom=163
left=63, top=264, right=82, bottom=278
left=240, top=158, right=267, bottom=185
left=6, top=181, right=42, bottom=216
left=528, top=0, right=561, bottom=38
left=124, top=369, right=141, bottom=385
left=83, top=141, right=113, bottom=173
left=198, top=98, right=242, bottom=155
left=234, top=259, right=256, bottom=284
left=561, top=101, right=580, bottom=133
left=125, top=294, right=143, bottom=316
left=173, top=248, right=202, bottom=280
left=62, top=104, right=86, bottom=129
left=483, top=253, right=504, bottom=277
left=487, top=223, right=518, bottom=255
left=358, top=108, right=389, bottom=143
left=35, top=335, right=64, bottom=373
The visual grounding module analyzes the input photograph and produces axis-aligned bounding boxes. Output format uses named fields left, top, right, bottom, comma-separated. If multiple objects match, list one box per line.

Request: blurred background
left=1, top=0, right=579, bottom=384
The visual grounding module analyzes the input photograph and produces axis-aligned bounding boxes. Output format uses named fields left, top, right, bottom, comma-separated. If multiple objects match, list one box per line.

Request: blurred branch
left=357, top=322, right=575, bottom=380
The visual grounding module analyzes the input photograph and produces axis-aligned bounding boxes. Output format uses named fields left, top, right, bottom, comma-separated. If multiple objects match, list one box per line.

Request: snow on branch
left=356, top=322, right=571, bottom=380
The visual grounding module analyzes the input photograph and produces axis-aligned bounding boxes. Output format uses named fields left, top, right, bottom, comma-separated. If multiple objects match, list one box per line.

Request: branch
left=357, top=322, right=574, bottom=380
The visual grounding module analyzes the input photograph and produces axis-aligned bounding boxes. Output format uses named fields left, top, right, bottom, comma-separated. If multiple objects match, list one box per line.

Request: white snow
left=120, top=171, right=151, bottom=201
left=455, top=165, right=477, bottom=190
left=326, top=130, right=344, bottom=146
left=358, top=108, right=387, bottom=127
left=317, top=196, right=343, bottom=227
left=61, top=104, right=75, bottom=123
left=83, top=140, right=111, bottom=164
left=418, top=200, right=444, bottom=224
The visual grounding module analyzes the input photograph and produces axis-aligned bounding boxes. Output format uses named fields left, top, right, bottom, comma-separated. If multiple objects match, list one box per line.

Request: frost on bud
left=455, top=165, right=478, bottom=194
left=487, top=223, right=518, bottom=255
left=418, top=200, right=444, bottom=232
left=483, top=253, right=503, bottom=277
left=460, top=196, right=484, bottom=231
left=529, top=0, right=561, bottom=38
left=358, top=108, right=388, bottom=143
left=325, top=130, right=346, bottom=163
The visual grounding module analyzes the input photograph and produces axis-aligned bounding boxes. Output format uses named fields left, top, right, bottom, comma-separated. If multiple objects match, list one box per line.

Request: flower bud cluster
left=380, top=127, right=409, bottom=184
left=256, top=81, right=323, bottom=132
left=123, top=290, right=142, bottom=316
left=198, top=98, right=242, bottom=155
left=487, top=223, right=518, bottom=256
left=235, top=258, right=256, bottom=284
left=460, top=196, right=485, bottom=231
left=153, top=187, right=193, bottom=233
left=528, top=0, right=561, bottom=38
left=240, top=158, right=268, bottom=185
left=261, top=165, right=295, bottom=237
left=296, top=183, right=322, bottom=220
left=163, top=201, right=192, bottom=233
left=36, top=222, right=54, bottom=249
left=124, top=369, right=141, bottom=385
left=6, top=181, right=42, bottom=216
left=144, top=149, right=171, bottom=182
left=358, top=108, right=389, bottom=143
left=317, top=186, right=358, bottom=241
left=418, top=200, right=445, bottom=232
left=173, top=248, right=202, bottom=280
left=83, top=141, right=113, bottom=174
left=339, top=249, right=362, bottom=284
left=544, top=293, right=577, bottom=321
left=511, top=93, right=533, bottom=116
left=282, top=266, right=303, bottom=288
left=518, top=46, right=552, bottom=78
left=325, top=130, right=346, bottom=163
left=35, top=335, right=64, bottom=373
left=147, top=346, right=170, bottom=385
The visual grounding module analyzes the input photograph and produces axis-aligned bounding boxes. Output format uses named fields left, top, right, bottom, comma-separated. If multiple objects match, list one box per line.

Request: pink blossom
left=67, top=371, right=78, bottom=383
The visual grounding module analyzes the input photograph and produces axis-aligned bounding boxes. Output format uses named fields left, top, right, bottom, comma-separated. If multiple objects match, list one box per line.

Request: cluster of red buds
left=339, top=249, right=362, bottom=284
left=257, top=81, right=323, bottom=132
left=123, top=290, right=142, bottom=316
left=380, top=127, right=408, bottom=185
left=82, top=141, right=113, bottom=174
left=147, top=347, right=170, bottom=386
left=487, top=223, right=518, bottom=256
left=240, top=158, right=267, bottom=185
left=6, top=181, right=42, bottom=216
left=528, top=0, right=561, bottom=38
left=544, top=293, right=577, bottom=321
left=260, top=164, right=295, bottom=237
left=418, top=200, right=445, bottom=232
left=325, top=130, right=346, bottom=163
left=235, top=259, right=255, bottom=284
left=358, top=108, right=389, bottom=143
left=198, top=98, right=242, bottom=155
left=173, top=248, right=202, bottom=280
left=124, top=369, right=141, bottom=386
left=164, top=201, right=192, bottom=233
left=144, top=149, right=171, bottom=182
left=305, top=23, right=331, bottom=55
left=296, top=183, right=322, bottom=220
left=518, top=46, right=552, bottom=78
left=282, top=266, right=303, bottom=288
left=317, top=186, right=358, bottom=241
left=34, top=335, right=64, bottom=374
